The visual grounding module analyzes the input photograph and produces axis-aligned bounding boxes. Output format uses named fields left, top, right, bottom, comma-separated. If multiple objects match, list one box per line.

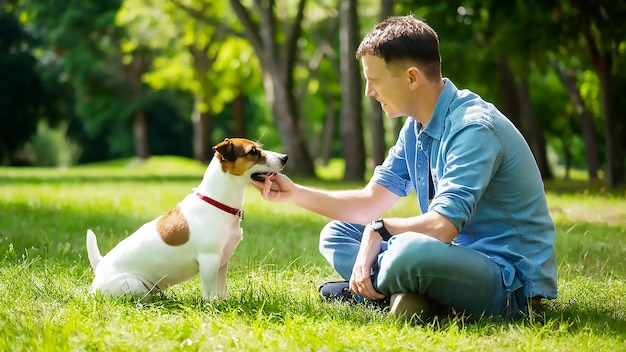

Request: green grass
left=0, top=158, right=624, bottom=351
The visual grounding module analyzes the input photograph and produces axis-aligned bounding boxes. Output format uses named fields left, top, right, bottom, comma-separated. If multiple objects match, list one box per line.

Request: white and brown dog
left=86, top=138, right=287, bottom=302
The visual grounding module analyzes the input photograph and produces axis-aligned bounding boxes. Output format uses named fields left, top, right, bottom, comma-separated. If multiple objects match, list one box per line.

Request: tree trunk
left=339, top=0, right=365, bottom=181
left=584, top=29, right=624, bottom=186
left=563, top=141, right=572, bottom=180
left=188, top=44, right=215, bottom=162
left=129, top=50, right=149, bottom=159
left=369, top=0, right=395, bottom=166
left=496, top=58, right=521, bottom=127
left=233, top=91, right=246, bottom=137
left=230, top=0, right=315, bottom=176
left=551, top=60, right=599, bottom=181
left=515, top=78, right=553, bottom=180
left=191, top=95, right=211, bottom=162
left=264, top=69, right=316, bottom=176
left=497, top=58, right=551, bottom=179
left=133, top=109, right=149, bottom=159
left=321, top=99, right=335, bottom=165
left=306, top=15, right=339, bottom=166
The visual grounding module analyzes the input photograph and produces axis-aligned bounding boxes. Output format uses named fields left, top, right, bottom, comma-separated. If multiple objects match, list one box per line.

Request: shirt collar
left=422, top=78, right=458, bottom=140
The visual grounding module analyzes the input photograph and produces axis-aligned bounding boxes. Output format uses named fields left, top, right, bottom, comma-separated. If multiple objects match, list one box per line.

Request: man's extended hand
left=250, top=173, right=294, bottom=203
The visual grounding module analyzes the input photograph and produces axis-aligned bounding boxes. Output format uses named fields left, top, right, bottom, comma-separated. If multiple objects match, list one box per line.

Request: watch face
left=372, top=220, right=383, bottom=230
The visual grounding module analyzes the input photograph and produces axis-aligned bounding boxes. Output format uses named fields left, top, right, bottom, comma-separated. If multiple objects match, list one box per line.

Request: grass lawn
left=0, top=157, right=624, bottom=351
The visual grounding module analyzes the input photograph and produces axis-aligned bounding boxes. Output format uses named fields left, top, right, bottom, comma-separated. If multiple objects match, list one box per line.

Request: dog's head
left=212, top=138, right=288, bottom=181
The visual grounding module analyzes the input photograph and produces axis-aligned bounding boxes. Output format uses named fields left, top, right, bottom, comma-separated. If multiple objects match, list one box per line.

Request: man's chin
left=383, top=110, right=401, bottom=119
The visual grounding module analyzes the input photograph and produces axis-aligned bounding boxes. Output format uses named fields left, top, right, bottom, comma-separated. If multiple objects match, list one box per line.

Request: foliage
left=0, top=161, right=624, bottom=350
left=123, top=0, right=255, bottom=115
left=27, top=0, right=127, bottom=131
left=15, top=121, right=82, bottom=167
left=3, top=0, right=624, bottom=183
left=0, top=7, right=62, bottom=164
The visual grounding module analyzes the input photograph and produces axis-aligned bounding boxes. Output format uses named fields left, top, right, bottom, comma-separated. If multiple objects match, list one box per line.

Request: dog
left=86, top=138, right=288, bottom=302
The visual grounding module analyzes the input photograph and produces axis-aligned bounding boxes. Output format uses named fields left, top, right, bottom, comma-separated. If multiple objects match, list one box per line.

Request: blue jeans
left=319, top=221, right=529, bottom=318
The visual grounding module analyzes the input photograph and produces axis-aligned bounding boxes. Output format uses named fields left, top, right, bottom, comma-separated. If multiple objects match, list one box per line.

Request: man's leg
left=318, top=220, right=390, bottom=304
left=374, top=232, right=508, bottom=318
left=319, top=221, right=509, bottom=318
left=319, top=220, right=369, bottom=280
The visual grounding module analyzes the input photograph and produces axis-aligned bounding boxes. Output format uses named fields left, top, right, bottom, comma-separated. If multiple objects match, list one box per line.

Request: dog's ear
left=212, top=138, right=236, bottom=162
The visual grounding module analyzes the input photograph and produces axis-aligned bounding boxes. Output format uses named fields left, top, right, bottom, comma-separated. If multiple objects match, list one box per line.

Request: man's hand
left=250, top=173, right=295, bottom=203
left=349, top=226, right=386, bottom=300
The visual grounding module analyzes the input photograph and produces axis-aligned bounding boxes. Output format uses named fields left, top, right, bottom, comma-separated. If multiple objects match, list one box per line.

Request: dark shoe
left=389, top=292, right=439, bottom=322
left=318, top=281, right=364, bottom=303
left=318, top=281, right=390, bottom=307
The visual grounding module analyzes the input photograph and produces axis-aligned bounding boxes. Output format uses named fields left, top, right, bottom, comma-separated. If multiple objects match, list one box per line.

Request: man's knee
left=319, top=221, right=363, bottom=252
left=382, top=232, right=449, bottom=275
left=319, top=220, right=340, bottom=254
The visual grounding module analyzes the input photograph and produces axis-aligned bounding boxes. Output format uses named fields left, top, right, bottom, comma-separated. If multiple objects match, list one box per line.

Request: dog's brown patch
left=157, top=206, right=190, bottom=246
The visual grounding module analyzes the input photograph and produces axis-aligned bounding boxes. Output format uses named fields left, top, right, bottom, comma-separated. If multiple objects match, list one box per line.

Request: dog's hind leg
left=197, top=253, right=221, bottom=300
left=101, top=274, right=154, bottom=303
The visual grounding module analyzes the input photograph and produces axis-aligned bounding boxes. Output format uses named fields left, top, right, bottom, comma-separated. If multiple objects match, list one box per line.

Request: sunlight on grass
left=1, top=157, right=625, bottom=351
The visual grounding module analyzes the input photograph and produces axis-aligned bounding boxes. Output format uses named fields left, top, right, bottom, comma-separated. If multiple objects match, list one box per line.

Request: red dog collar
left=193, top=190, right=244, bottom=220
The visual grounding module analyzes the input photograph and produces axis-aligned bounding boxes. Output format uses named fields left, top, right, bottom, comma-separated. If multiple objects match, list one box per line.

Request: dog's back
left=88, top=198, right=243, bottom=291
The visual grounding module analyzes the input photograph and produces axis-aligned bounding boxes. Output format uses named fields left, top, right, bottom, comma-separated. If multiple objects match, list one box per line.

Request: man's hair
left=356, top=15, right=441, bottom=81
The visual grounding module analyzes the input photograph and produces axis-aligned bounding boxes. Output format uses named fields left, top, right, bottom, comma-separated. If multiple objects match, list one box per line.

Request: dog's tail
left=86, top=229, right=102, bottom=270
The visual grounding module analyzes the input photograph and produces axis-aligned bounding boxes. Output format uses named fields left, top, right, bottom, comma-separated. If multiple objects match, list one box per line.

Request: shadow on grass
left=0, top=174, right=201, bottom=185
left=0, top=187, right=329, bottom=270
left=0, top=200, right=148, bottom=265
left=544, top=179, right=626, bottom=197
left=542, top=299, right=626, bottom=338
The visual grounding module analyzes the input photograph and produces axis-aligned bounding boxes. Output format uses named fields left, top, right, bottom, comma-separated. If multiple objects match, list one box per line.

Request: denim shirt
left=371, top=79, right=557, bottom=299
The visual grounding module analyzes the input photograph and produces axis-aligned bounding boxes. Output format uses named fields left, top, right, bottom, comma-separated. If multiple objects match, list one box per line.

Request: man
left=252, top=15, right=557, bottom=320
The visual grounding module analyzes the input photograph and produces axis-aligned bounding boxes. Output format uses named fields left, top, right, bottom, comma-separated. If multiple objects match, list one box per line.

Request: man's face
left=361, top=55, right=414, bottom=119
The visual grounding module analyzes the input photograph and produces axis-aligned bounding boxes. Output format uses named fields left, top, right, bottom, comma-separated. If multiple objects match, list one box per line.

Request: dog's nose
left=280, top=154, right=288, bottom=164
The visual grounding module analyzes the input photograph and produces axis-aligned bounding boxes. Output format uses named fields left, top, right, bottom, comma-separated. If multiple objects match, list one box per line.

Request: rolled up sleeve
left=429, top=122, right=502, bottom=232
left=371, top=120, right=415, bottom=197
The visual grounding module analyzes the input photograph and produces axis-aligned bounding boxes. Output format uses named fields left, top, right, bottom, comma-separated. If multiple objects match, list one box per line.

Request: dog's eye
left=249, top=147, right=259, bottom=155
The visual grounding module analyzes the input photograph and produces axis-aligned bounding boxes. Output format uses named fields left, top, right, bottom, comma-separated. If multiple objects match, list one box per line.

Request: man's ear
left=212, top=138, right=235, bottom=162
left=406, top=66, right=420, bottom=86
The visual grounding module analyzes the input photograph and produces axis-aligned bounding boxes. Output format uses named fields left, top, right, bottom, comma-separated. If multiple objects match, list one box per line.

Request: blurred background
left=1, top=0, right=624, bottom=185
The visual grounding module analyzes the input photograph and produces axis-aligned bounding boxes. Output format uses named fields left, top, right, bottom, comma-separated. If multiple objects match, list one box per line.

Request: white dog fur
left=86, top=138, right=287, bottom=302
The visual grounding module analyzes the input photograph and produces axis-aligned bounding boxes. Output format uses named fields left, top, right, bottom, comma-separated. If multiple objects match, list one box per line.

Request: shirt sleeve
left=371, top=119, right=414, bottom=197
left=430, top=122, right=503, bottom=232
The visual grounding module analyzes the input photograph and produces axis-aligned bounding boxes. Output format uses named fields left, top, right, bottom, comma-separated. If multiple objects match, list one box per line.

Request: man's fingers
left=262, top=179, right=272, bottom=198
left=350, top=270, right=385, bottom=300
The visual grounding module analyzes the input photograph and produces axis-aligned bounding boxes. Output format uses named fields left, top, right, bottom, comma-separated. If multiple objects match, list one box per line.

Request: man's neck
left=412, top=78, right=445, bottom=127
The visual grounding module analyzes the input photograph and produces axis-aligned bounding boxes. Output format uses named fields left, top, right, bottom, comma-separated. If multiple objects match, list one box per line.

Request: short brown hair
left=356, top=15, right=441, bottom=81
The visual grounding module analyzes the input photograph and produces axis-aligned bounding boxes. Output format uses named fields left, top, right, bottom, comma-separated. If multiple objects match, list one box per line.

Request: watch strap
left=372, top=219, right=392, bottom=241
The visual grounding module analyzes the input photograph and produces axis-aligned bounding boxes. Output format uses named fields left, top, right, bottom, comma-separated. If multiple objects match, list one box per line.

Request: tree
left=367, top=0, right=395, bottom=167
left=482, top=1, right=556, bottom=179
left=228, top=0, right=316, bottom=176
left=338, top=0, right=364, bottom=180
left=143, top=0, right=254, bottom=162
left=305, top=11, right=340, bottom=165
left=401, top=1, right=558, bottom=179
left=555, top=0, right=626, bottom=186
left=115, top=3, right=155, bottom=160
left=25, top=0, right=149, bottom=159
left=551, top=60, right=600, bottom=181
left=0, top=4, right=61, bottom=164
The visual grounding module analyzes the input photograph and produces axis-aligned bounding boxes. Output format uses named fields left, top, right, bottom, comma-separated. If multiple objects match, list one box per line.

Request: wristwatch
left=371, top=219, right=392, bottom=241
